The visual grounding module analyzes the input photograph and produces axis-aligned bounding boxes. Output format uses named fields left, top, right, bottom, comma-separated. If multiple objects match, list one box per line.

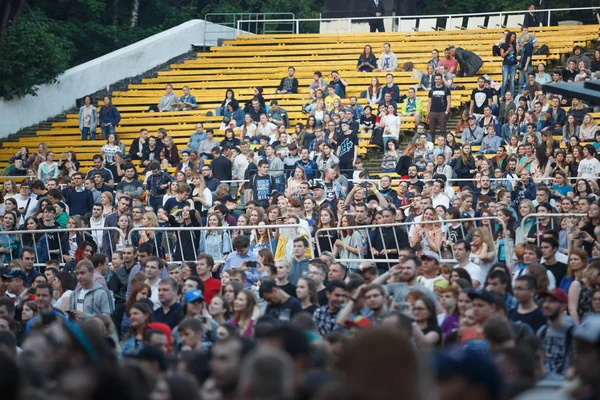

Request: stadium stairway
left=1, top=24, right=599, bottom=179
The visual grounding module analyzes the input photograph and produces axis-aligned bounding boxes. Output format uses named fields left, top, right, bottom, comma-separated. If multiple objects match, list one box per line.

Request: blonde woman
left=138, top=211, right=163, bottom=257
left=470, top=227, right=497, bottom=277
left=410, top=207, right=443, bottom=253
left=191, top=174, right=213, bottom=223
left=2, top=180, right=18, bottom=200
left=579, top=114, right=598, bottom=141
left=568, top=261, right=600, bottom=325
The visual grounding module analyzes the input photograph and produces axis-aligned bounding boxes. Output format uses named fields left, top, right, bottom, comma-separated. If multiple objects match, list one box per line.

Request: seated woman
left=381, top=139, right=400, bottom=173
left=175, top=85, right=197, bottom=111
left=365, top=77, right=382, bottom=105
left=579, top=114, right=598, bottom=141
left=221, top=100, right=244, bottom=130
left=357, top=45, right=377, bottom=73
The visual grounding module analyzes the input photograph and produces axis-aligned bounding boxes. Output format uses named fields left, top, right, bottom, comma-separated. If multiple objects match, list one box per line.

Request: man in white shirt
left=431, top=179, right=450, bottom=208
left=16, top=182, right=38, bottom=221
left=145, top=257, right=163, bottom=310
left=578, top=145, right=600, bottom=179
left=89, top=203, right=106, bottom=250
left=377, top=43, right=398, bottom=72
left=453, top=240, right=484, bottom=289
left=257, top=114, right=278, bottom=143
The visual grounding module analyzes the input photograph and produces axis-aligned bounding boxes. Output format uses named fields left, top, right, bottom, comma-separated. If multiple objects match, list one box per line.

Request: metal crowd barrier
left=0, top=227, right=125, bottom=268
left=520, top=213, right=586, bottom=253
left=314, top=216, right=508, bottom=266
left=128, top=224, right=313, bottom=264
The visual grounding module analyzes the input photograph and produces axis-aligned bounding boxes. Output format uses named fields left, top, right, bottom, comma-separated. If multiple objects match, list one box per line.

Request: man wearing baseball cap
left=416, top=251, right=449, bottom=295
left=538, top=288, right=574, bottom=377
left=2, top=270, right=32, bottom=308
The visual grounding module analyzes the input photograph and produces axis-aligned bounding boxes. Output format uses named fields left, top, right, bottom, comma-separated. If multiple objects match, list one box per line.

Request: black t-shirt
left=428, top=86, right=451, bottom=113
left=508, top=307, right=546, bottom=333
left=116, top=179, right=143, bottom=197
left=264, top=297, right=302, bottom=322
left=360, top=114, right=377, bottom=130
left=323, top=180, right=338, bottom=203
left=317, top=288, right=328, bottom=306
left=543, top=261, right=568, bottom=286
left=251, top=174, right=275, bottom=202
left=302, top=132, right=316, bottom=149
left=315, top=230, right=338, bottom=255
left=303, top=304, right=318, bottom=315
left=500, top=43, right=517, bottom=66
left=164, top=197, right=189, bottom=222
left=277, top=282, right=297, bottom=298
left=471, top=88, right=492, bottom=114
left=337, top=132, right=358, bottom=167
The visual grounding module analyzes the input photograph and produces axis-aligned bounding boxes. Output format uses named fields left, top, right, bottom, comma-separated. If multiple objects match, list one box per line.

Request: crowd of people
left=0, top=23, right=599, bottom=400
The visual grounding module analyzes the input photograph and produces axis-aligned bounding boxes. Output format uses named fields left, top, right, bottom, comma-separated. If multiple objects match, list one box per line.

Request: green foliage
left=0, top=15, right=72, bottom=100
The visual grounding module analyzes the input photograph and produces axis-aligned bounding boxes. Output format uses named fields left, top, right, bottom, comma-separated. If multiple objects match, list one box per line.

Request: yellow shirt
left=325, top=95, right=341, bottom=113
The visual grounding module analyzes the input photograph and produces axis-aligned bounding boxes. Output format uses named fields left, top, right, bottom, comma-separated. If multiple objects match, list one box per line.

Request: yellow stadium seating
left=0, top=24, right=598, bottom=178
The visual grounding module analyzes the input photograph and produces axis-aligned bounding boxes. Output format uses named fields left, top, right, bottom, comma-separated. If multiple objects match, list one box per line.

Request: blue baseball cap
left=183, top=289, right=204, bottom=303
left=2, top=270, right=27, bottom=282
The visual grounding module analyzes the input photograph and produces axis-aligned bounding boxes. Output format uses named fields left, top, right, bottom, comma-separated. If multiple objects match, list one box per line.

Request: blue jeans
left=101, top=124, right=115, bottom=140
left=518, top=65, right=532, bottom=90
left=501, top=64, right=517, bottom=97
left=81, top=128, right=96, bottom=140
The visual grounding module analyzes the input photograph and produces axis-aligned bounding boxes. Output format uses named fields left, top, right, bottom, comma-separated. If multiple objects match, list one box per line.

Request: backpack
left=535, top=45, right=549, bottom=56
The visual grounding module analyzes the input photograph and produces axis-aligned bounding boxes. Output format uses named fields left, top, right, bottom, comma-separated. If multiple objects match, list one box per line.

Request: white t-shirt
left=455, top=262, right=484, bottom=285
left=77, top=288, right=90, bottom=312
left=578, top=157, right=600, bottom=178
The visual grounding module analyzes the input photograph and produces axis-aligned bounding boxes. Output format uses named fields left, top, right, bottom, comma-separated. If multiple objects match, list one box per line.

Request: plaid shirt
left=146, top=171, right=172, bottom=196
left=313, top=305, right=340, bottom=336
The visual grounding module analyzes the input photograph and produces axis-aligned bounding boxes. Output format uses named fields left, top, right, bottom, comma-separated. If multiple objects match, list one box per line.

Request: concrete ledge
left=0, top=19, right=241, bottom=138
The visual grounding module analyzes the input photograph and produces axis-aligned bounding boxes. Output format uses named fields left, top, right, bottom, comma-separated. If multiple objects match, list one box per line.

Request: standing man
left=146, top=161, right=172, bottom=212
left=538, top=289, right=574, bottom=377
left=153, top=277, right=183, bottom=329
left=509, top=275, right=546, bottom=333
left=367, top=0, right=385, bottom=33
left=453, top=240, right=484, bottom=288
left=427, top=74, right=452, bottom=136
left=312, top=280, right=347, bottom=336
left=67, top=260, right=114, bottom=320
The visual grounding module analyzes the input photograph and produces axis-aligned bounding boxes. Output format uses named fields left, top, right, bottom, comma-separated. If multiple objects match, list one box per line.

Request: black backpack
left=535, top=45, right=549, bottom=56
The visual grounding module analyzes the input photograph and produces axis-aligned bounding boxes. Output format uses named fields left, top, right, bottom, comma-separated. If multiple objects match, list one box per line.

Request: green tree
left=0, top=15, right=72, bottom=100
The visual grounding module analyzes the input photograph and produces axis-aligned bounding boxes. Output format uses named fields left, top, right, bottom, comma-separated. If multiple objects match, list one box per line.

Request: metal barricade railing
left=204, top=12, right=295, bottom=47
left=314, top=216, right=508, bottom=266
left=236, top=7, right=599, bottom=35
left=520, top=213, right=586, bottom=253
left=0, top=227, right=125, bottom=268
left=128, top=223, right=313, bottom=264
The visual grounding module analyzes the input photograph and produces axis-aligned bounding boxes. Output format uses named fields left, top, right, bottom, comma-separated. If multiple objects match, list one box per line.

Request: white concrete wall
left=0, top=19, right=241, bottom=138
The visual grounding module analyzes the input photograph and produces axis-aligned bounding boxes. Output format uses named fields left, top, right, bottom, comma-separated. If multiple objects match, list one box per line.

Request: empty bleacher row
left=1, top=24, right=598, bottom=176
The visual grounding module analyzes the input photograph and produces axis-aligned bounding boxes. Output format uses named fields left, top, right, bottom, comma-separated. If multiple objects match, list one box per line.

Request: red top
left=203, top=277, right=221, bottom=305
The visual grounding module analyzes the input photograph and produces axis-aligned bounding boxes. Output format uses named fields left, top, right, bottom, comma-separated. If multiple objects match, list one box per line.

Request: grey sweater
left=68, top=282, right=115, bottom=319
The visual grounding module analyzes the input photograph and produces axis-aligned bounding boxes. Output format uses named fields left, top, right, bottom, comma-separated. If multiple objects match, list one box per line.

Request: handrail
left=236, top=7, right=599, bottom=35
left=0, top=227, right=125, bottom=267
left=128, top=223, right=313, bottom=263
left=204, top=13, right=296, bottom=47
left=520, top=213, right=585, bottom=252
left=314, top=216, right=508, bottom=267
